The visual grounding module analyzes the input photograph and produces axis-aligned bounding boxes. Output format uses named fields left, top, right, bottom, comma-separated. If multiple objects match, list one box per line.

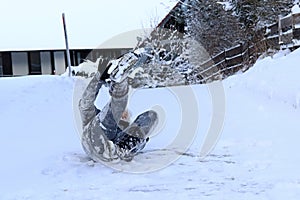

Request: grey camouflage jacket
left=79, top=72, right=129, bottom=162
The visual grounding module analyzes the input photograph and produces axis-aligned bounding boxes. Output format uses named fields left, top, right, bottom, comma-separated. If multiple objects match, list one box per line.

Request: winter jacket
left=79, top=72, right=129, bottom=162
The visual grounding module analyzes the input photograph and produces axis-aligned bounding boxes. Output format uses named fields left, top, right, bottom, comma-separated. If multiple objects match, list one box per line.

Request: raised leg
left=129, top=110, right=159, bottom=138
left=114, top=110, right=158, bottom=161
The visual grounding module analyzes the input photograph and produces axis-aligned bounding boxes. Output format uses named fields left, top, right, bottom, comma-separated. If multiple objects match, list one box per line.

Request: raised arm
left=79, top=72, right=104, bottom=128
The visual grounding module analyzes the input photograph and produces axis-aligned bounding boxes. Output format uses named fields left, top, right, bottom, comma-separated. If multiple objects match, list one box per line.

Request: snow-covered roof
left=0, top=0, right=178, bottom=51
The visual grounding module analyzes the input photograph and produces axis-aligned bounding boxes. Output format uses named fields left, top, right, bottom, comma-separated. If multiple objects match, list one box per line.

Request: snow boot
left=115, top=127, right=150, bottom=161
left=115, top=110, right=158, bottom=161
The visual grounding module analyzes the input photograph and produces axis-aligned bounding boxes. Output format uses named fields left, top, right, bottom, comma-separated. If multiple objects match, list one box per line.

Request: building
left=156, top=1, right=185, bottom=33
left=0, top=2, right=181, bottom=77
left=0, top=48, right=132, bottom=77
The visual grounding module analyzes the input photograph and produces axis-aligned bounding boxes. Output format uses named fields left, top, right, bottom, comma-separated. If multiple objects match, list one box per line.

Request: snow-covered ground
left=0, top=49, right=300, bottom=199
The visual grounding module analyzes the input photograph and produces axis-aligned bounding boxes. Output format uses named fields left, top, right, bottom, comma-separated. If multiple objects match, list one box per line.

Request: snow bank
left=225, top=48, right=300, bottom=109
left=0, top=75, right=80, bottom=196
left=61, top=59, right=99, bottom=77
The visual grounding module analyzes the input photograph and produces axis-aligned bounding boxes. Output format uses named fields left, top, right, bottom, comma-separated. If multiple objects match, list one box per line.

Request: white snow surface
left=292, top=4, right=300, bottom=14
left=217, top=1, right=233, bottom=11
left=1, top=49, right=300, bottom=199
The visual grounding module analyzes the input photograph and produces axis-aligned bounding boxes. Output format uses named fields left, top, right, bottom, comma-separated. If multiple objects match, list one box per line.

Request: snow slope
left=0, top=49, right=300, bottom=199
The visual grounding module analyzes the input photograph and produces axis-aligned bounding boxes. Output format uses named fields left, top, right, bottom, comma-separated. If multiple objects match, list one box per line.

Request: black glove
left=100, top=62, right=112, bottom=82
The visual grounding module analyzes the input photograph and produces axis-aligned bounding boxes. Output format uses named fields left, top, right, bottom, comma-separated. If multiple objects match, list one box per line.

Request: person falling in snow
left=79, top=50, right=158, bottom=162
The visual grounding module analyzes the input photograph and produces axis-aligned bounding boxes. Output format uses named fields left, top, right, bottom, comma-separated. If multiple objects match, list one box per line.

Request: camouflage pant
left=79, top=72, right=158, bottom=162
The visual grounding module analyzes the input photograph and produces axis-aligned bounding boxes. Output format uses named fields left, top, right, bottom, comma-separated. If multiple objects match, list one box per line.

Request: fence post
left=223, top=49, right=227, bottom=77
left=292, top=13, right=295, bottom=45
left=278, top=15, right=283, bottom=50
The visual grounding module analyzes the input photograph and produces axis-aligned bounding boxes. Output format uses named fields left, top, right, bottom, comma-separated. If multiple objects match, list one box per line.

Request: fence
left=266, top=13, right=300, bottom=49
left=192, top=42, right=259, bottom=83
left=191, top=11, right=300, bottom=84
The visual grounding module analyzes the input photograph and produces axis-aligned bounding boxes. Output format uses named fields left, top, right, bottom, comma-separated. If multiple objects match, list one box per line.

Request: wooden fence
left=266, top=13, right=300, bottom=49
left=192, top=12, right=300, bottom=84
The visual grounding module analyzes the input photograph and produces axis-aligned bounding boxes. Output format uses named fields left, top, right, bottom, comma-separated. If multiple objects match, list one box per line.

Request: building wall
left=0, top=48, right=131, bottom=77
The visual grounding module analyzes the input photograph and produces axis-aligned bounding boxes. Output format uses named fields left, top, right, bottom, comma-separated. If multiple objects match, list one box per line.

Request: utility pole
left=62, top=13, right=72, bottom=77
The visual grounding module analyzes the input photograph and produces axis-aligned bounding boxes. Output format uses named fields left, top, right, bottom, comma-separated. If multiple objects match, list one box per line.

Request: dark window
left=76, top=52, right=81, bottom=65
left=0, top=53, right=3, bottom=76
left=79, top=50, right=91, bottom=62
left=29, top=52, right=41, bottom=75
left=70, top=50, right=76, bottom=66
left=2, top=53, right=12, bottom=76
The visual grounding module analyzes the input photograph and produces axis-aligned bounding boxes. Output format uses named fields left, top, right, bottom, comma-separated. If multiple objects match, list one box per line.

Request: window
left=40, top=52, right=52, bottom=74
left=0, top=53, right=3, bottom=76
left=78, top=50, right=90, bottom=63
left=1, top=53, right=12, bottom=76
left=54, top=51, right=66, bottom=75
left=11, top=52, right=29, bottom=75
left=76, top=52, right=81, bottom=65
left=29, top=52, right=41, bottom=75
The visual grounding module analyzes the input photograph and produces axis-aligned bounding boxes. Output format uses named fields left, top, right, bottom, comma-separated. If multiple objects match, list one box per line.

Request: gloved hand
left=100, top=48, right=153, bottom=84
left=109, top=52, right=139, bottom=83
